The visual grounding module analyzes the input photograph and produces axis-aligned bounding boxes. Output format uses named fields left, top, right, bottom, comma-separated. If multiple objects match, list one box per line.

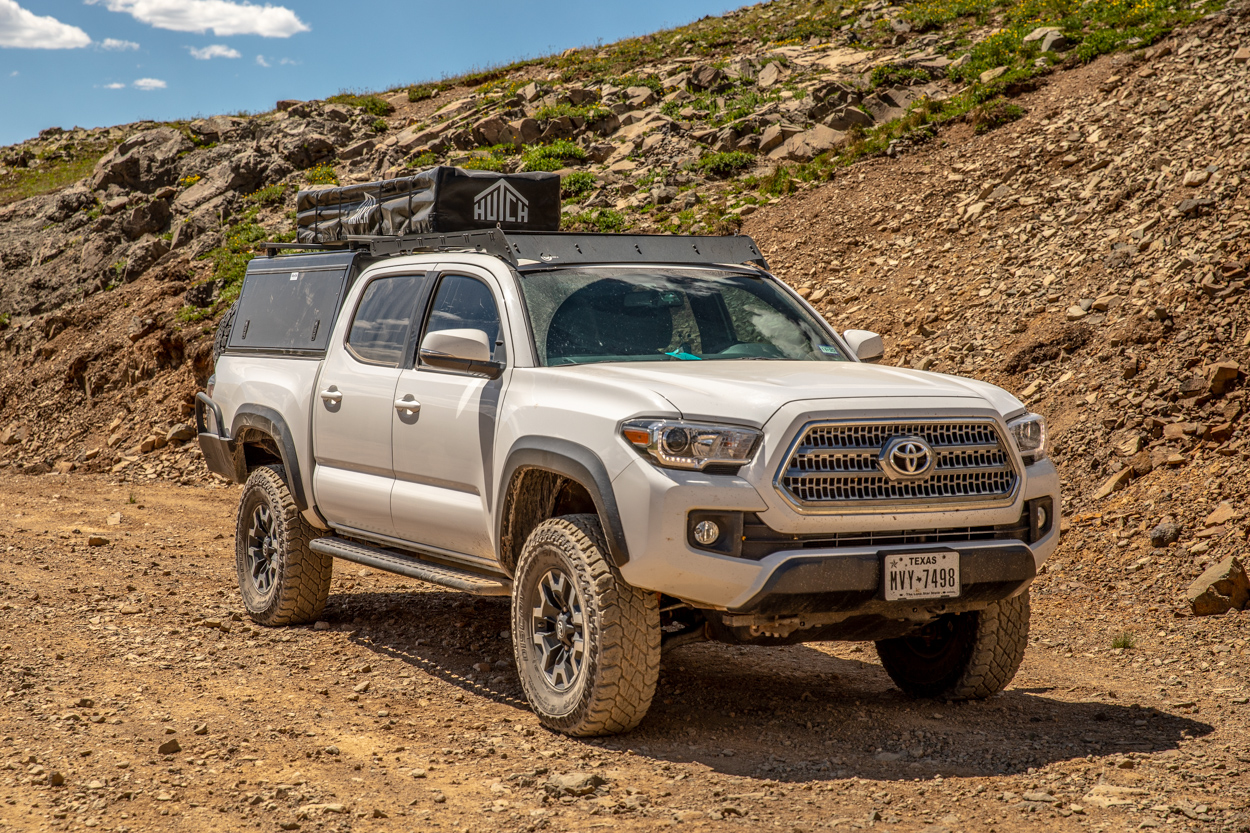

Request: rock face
left=91, top=128, right=192, bottom=193
left=1186, top=557, right=1249, bottom=616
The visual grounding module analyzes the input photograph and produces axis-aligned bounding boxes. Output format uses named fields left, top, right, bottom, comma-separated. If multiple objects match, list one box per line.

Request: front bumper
left=613, top=456, right=1060, bottom=614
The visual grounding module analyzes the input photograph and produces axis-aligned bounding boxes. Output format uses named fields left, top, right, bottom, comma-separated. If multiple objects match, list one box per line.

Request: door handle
left=394, top=395, right=420, bottom=415
left=319, top=387, right=343, bottom=404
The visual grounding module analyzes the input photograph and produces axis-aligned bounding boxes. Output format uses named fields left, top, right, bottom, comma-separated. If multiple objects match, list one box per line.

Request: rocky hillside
left=0, top=0, right=1244, bottom=609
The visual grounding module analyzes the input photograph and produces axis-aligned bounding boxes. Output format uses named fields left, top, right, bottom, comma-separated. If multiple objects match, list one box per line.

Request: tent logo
left=473, top=180, right=529, bottom=224
left=345, top=193, right=378, bottom=226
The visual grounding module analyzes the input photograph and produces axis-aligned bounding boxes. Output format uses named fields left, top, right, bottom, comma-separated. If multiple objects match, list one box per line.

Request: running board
left=310, top=537, right=511, bottom=596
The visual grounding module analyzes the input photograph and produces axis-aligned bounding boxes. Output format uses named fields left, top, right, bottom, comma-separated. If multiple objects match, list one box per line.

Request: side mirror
left=419, top=329, right=503, bottom=378
left=843, top=330, right=884, bottom=364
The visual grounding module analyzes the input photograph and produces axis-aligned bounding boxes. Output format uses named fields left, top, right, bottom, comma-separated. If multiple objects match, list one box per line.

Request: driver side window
left=421, top=274, right=504, bottom=362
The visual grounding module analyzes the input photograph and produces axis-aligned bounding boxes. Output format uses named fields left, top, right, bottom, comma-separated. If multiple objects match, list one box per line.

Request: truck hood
left=561, top=362, right=1025, bottom=426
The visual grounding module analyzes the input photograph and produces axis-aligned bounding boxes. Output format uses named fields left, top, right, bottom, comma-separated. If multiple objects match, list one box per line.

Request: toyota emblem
left=878, top=436, right=935, bottom=481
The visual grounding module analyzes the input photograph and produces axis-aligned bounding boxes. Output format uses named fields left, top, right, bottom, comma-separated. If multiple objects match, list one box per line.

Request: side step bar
left=310, top=537, right=511, bottom=596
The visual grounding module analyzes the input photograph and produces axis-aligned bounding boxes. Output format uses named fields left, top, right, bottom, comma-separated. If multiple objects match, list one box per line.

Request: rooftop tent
left=295, top=167, right=561, bottom=243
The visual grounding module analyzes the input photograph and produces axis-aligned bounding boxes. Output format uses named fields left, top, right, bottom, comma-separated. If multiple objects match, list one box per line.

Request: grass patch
left=696, top=151, right=756, bottom=178
left=521, top=140, right=586, bottom=172
left=566, top=208, right=628, bottom=233
left=408, top=81, right=454, bottom=102
left=1111, top=632, right=1136, bottom=650
left=869, top=65, right=934, bottom=88
left=406, top=151, right=439, bottom=169
left=970, top=99, right=1025, bottom=134
left=0, top=154, right=104, bottom=208
left=532, top=102, right=611, bottom=122
left=462, top=155, right=509, bottom=172
left=610, top=74, right=664, bottom=95
left=562, top=171, right=597, bottom=199
left=247, top=183, right=288, bottom=205
left=305, top=164, right=339, bottom=186
left=200, top=222, right=270, bottom=304
left=326, top=92, right=393, bottom=117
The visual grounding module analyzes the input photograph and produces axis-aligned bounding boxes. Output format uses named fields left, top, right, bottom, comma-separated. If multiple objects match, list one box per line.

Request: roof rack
left=259, top=230, right=769, bottom=271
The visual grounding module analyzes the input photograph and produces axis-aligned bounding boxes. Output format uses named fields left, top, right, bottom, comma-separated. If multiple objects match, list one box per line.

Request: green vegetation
left=405, top=151, right=439, bottom=169
left=200, top=222, right=269, bottom=305
left=661, top=82, right=783, bottom=127
left=0, top=313, right=10, bottom=331
left=0, top=154, right=106, bottom=208
left=176, top=305, right=213, bottom=323
left=304, top=163, right=339, bottom=186
left=696, top=151, right=755, bottom=178
left=462, top=155, right=509, bottom=172
left=521, top=140, right=586, bottom=172
left=869, top=65, right=933, bottom=88
left=610, top=74, right=664, bottom=96
left=371, top=118, right=389, bottom=133
left=1111, top=631, right=1136, bottom=650
left=178, top=174, right=201, bottom=189
left=970, top=98, right=1025, bottom=134
left=326, top=92, right=394, bottom=117
left=532, top=102, right=612, bottom=122
left=408, top=81, right=454, bottom=102
left=566, top=208, right=628, bottom=233
left=561, top=171, right=597, bottom=199
left=246, top=183, right=288, bottom=205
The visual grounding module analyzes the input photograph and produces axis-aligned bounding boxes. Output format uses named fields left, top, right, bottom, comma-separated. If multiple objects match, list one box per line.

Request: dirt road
left=0, top=471, right=1245, bottom=833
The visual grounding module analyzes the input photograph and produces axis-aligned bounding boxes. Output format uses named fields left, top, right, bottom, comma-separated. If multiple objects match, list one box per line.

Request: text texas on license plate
left=883, top=551, right=960, bottom=601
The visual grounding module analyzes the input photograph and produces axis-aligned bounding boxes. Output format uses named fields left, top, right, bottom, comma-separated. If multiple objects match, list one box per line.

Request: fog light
left=1036, top=503, right=1048, bottom=531
left=693, top=520, right=720, bottom=546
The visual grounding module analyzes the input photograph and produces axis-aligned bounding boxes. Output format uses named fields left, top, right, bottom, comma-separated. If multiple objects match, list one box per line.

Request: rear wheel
left=235, top=464, right=332, bottom=626
left=875, top=591, right=1030, bottom=700
left=512, top=514, right=660, bottom=736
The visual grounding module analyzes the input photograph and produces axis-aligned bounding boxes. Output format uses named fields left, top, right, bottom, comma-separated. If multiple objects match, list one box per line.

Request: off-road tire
left=512, top=514, right=660, bottom=736
left=875, top=591, right=1030, bottom=700
left=212, top=303, right=236, bottom=364
left=235, top=464, right=332, bottom=627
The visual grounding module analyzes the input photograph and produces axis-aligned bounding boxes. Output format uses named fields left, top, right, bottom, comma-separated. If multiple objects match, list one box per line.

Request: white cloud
left=254, top=54, right=269, bottom=67
left=189, top=43, right=239, bottom=59
left=133, top=77, right=165, bottom=90
left=279, top=57, right=297, bottom=65
left=9, top=69, right=18, bottom=76
left=86, top=0, right=308, bottom=38
left=100, top=37, right=139, bottom=50
left=0, top=0, right=92, bottom=49
left=102, top=81, right=125, bottom=88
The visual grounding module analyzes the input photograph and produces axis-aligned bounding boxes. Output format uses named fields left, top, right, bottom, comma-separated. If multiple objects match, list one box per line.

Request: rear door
left=390, top=267, right=511, bottom=561
left=311, top=272, right=426, bottom=536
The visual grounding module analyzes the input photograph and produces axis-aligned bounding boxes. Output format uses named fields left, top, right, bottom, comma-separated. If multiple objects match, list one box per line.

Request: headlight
left=1008, top=413, right=1047, bottom=465
left=622, top=419, right=761, bottom=471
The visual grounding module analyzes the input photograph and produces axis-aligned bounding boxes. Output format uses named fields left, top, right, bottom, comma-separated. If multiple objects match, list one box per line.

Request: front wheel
left=235, top=464, right=332, bottom=626
left=512, top=515, right=660, bottom=736
left=875, top=591, right=1030, bottom=700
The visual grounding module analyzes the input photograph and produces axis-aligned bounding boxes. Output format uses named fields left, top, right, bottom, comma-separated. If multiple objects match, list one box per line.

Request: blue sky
left=0, top=0, right=743, bottom=147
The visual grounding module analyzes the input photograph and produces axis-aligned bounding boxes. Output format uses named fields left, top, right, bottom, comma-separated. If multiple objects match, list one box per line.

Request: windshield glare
left=519, top=267, right=849, bottom=367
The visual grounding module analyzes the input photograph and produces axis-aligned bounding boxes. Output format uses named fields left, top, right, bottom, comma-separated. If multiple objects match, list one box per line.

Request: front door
left=311, top=272, right=425, bottom=537
left=391, top=269, right=509, bottom=561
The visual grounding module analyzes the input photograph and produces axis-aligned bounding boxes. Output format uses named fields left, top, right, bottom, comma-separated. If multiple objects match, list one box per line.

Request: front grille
left=778, top=419, right=1018, bottom=510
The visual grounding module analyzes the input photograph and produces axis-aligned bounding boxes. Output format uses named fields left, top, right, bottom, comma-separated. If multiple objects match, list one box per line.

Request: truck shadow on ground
left=328, top=590, right=1213, bottom=783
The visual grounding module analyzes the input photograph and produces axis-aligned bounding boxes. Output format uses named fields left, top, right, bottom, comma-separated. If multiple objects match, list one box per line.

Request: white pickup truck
left=197, top=225, right=1059, bottom=737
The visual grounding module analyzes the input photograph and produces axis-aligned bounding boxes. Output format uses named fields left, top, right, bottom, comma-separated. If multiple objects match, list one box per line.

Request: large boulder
left=1187, top=556, right=1250, bottom=616
left=173, top=150, right=273, bottom=212
left=91, top=128, right=192, bottom=193
left=769, top=125, right=845, bottom=162
left=121, top=198, right=171, bottom=240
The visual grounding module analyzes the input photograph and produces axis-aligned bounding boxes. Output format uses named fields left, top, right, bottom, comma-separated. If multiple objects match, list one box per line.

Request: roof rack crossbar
left=257, top=230, right=769, bottom=270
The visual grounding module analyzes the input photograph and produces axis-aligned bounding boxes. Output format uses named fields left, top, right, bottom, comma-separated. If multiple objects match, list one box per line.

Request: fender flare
left=498, top=436, right=629, bottom=567
left=230, top=405, right=311, bottom=511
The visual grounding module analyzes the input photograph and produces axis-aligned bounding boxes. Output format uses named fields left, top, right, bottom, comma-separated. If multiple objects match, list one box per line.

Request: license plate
left=883, top=551, right=961, bottom=601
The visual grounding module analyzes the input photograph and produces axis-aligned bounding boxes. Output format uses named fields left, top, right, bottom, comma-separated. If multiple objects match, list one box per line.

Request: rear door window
left=345, top=275, right=424, bottom=366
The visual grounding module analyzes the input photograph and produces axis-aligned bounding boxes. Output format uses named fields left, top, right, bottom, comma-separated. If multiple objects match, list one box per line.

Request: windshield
left=519, top=267, right=849, bottom=367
